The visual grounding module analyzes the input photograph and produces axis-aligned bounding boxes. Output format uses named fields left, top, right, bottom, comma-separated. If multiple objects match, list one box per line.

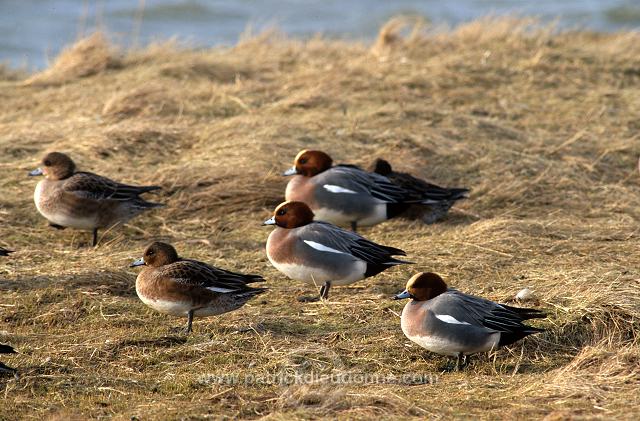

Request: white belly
left=34, top=181, right=98, bottom=230
left=268, top=260, right=366, bottom=286
left=404, top=333, right=463, bottom=356
left=42, top=210, right=97, bottom=230
left=401, top=318, right=500, bottom=356
left=313, top=204, right=387, bottom=227
left=139, top=296, right=193, bottom=317
left=136, top=284, right=226, bottom=317
left=137, top=297, right=227, bottom=317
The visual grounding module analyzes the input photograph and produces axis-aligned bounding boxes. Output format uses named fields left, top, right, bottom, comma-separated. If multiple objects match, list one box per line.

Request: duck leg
left=456, top=353, right=469, bottom=371
left=350, top=221, right=358, bottom=232
left=92, top=228, right=99, bottom=247
left=184, top=309, right=194, bottom=334
left=320, top=281, right=332, bottom=300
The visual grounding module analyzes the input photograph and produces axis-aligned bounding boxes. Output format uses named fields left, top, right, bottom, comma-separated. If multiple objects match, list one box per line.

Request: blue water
left=1, top=0, right=639, bottom=71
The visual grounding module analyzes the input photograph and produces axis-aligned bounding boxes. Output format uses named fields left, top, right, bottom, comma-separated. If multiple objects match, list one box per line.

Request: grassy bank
left=1, top=18, right=639, bottom=419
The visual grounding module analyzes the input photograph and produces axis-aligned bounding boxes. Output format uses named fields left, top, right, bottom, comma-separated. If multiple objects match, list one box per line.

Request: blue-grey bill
left=393, top=290, right=411, bottom=300
left=29, top=168, right=43, bottom=176
left=262, top=216, right=276, bottom=226
left=130, top=257, right=145, bottom=267
left=283, top=166, right=298, bottom=176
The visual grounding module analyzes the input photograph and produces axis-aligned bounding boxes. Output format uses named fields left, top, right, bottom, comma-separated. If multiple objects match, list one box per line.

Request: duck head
left=29, top=152, right=76, bottom=180
left=263, top=201, right=315, bottom=229
left=394, top=272, right=448, bottom=301
left=370, top=158, right=393, bottom=176
left=130, top=241, right=179, bottom=268
left=283, top=150, right=333, bottom=177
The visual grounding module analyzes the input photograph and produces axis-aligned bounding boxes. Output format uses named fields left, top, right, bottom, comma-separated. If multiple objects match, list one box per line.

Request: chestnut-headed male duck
left=0, top=343, right=16, bottom=376
left=283, top=150, right=466, bottom=231
left=0, top=247, right=12, bottom=256
left=29, top=152, right=164, bottom=246
left=263, top=201, right=409, bottom=300
left=369, top=158, right=469, bottom=224
left=395, top=272, right=546, bottom=370
left=130, top=242, right=266, bottom=334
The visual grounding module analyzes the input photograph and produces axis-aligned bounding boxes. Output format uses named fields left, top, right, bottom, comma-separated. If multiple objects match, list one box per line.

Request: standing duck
left=130, top=242, right=266, bottom=334
left=30, top=152, right=163, bottom=246
left=395, top=272, right=546, bottom=370
left=264, top=200, right=409, bottom=300
left=283, top=150, right=408, bottom=231
left=284, top=150, right=466, bottom=231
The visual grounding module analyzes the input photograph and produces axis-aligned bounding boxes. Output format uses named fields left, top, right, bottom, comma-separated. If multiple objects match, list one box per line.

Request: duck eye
left=44, top=160, right=51, bottom=166
left=277, top=209, right=286, bottom=216
left=147, top=250, right=155, bottom=256
left=298, top=158, right=307, bottom=164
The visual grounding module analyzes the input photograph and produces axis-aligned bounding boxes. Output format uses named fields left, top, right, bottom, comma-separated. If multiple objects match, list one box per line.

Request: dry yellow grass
left=1, top=17, right=640, bottom=419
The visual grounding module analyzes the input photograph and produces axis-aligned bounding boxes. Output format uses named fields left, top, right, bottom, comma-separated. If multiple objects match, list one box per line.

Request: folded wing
left=63, top=172, right=163, bottom=205
left=300, top=222, right=409, bottom=276
left=159, top=259, right=266, bottom=293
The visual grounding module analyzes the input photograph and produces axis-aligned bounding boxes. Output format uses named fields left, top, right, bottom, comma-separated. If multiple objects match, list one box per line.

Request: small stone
left=516, top=287, right=535, bottom=302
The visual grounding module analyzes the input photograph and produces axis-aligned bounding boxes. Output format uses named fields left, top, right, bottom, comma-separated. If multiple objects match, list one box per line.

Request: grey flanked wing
left=389, top=171, right=469, bottom=203
left=298, top=222, right=406, bottom=264
left=432, top=291, right=541, bottom=334
left=159, top=259, right=265, bottom=291
left=326, top=165, right=411, bottom=203
left=63, top=172, right=162, bottom=202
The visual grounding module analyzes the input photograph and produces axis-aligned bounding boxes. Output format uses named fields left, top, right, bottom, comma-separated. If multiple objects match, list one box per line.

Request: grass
left=1, top=17, right=640, bottom=419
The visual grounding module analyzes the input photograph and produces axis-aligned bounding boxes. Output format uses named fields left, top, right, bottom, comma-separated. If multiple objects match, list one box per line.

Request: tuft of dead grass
left=102, top=85, right=181, bottom=121
left=24, top=33, right=120, bottom=86
left=1, top=16, right=640, bottom=419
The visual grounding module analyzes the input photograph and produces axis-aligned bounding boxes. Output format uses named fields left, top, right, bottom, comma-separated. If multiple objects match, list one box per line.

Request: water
left=1, top=0, right=639, bottom=71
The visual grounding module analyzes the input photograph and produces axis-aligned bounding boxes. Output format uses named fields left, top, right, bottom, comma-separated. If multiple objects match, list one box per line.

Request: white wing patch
left=435, top=314, right=471, bottom=325
left=323, top=184, right=358, bottom=194
left=206, top=286, right=236, bottom=294
left=303, top=240, right=347, bottom=255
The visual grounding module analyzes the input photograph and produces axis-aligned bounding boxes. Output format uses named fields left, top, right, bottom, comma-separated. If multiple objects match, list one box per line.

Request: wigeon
left=369, top=158, right=469, bottom=224
left=29, top=152, right=164, bottom=246
left=263, top=201, right=409, bottom=300
left=130, top=242, right=266, bottom=334
left=0, top=247, right=12, bottom=256
left=0, top=344, right=16, bottom=376
left=283, top=150, right=408, bottom=231
left=394, top=272, right=546, bottom=370
left=283, top=150, right=465, bottom=231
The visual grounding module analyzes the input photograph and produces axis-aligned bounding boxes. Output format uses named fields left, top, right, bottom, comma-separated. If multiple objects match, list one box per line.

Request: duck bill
left=262, top=216, right=276, bottom=226
left=282, top=166, right=298, bottom=176
left=129, top=257, right=145, bottom=267
left=29, top=168, right=43, bottom=176
left=393, top=290, right=411, bottom=300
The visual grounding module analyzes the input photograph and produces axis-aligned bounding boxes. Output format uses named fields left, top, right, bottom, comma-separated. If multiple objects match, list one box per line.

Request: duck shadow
left=0, top=270, right=136, bottom=298
left=105, top=335, right=188, bottom=353
left=399, top=210, right=479, bottom=227
left=249, top=319, right=346, bottom=338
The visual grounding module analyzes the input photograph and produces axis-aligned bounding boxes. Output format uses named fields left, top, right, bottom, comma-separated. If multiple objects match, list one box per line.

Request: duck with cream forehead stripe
left=263, top=201, right=410, bottom=300
left=130, top=242, right=267, bottom=334
left=284, top=149, right=469, bottom=231
left=29, top=152, right=164, bottom=247
left=394, top=272, right=546, bottom=371
left=368, top=158, right=469, bottom=224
